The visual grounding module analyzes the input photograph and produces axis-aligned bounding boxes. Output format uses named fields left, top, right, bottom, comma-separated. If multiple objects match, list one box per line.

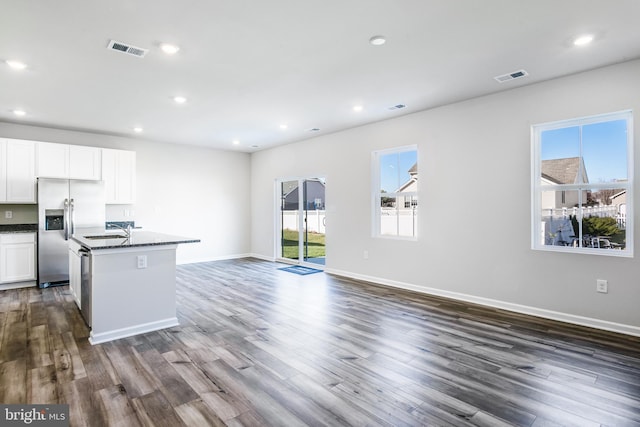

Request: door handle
left=70, top=198, right=75, bottom=236
left=64, top=198, right=69, bottom=240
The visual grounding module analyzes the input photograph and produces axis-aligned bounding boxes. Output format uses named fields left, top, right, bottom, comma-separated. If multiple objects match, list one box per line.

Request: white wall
left=0, top=123, right=252, bottom=263
left=251, top=59, right=640, bottom=334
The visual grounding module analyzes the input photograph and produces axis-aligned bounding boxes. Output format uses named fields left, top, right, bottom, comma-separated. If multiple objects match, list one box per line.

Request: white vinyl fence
left=542, top=205, right=626, bottom=228
left=282, top=209, right=418, bottom=236
left=282, top=210, right=326, bottom=233
left=380, top=208, right=417, bottom=236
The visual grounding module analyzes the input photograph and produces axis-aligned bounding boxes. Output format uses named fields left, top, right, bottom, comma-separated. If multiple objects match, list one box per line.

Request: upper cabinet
left=69, top=145, right=102, bottom=180
left=0, top=139, right=36, bottom=203
left=36, top=142, right=69, bottom=178
left=37, top=142, right=101, bottom=180
left=0, top=138, right=135, bottom=205
left=102, top=148, right=136, bottom=204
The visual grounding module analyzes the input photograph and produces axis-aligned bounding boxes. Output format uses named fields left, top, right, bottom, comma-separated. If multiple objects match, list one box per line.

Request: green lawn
left=281, top=229, right=325, bottom=259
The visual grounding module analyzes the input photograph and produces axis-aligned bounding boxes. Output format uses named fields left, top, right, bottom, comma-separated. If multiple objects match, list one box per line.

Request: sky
left=380, top=150, right=417, bottom=193
left=541, top=119, right=628, bottom=183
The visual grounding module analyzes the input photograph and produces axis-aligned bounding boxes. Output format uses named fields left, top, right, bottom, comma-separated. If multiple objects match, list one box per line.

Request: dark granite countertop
left=0, top=224, right=38, bottom=233
left=71, top=229, right=200, bottom=250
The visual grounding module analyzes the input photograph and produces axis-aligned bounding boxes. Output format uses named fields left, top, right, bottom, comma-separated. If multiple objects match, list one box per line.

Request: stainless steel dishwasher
left=79, top=248, right=92, bottom=327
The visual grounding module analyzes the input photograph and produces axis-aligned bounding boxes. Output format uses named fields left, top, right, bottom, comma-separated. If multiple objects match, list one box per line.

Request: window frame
left=531, top=110, right=634, bottom=257
left=372, top=145, right=418, bottom=240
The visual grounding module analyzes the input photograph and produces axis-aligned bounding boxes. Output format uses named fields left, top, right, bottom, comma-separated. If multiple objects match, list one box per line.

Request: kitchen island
left=71, top=229, right=199, bottom=345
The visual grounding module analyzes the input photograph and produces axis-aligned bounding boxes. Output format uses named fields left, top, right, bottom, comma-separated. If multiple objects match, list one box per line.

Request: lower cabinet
left=0, top=232, right=36, bottom=283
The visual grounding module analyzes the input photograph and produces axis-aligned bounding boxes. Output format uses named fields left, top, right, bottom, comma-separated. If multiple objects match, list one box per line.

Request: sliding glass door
left=279, top=180, right=301, bottom=262
left=278, top=178, right=326, bottom=266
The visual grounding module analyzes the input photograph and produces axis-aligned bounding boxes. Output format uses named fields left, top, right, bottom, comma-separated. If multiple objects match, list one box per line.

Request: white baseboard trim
left=178, top=253, right=253, bottom=265
left=0, top=281, right=36, bottom=291
left=325, top=267, right=640, bottom=338
left=247, top=253, right=275, bottom=262
left=89, top=317, right=179, bottom=345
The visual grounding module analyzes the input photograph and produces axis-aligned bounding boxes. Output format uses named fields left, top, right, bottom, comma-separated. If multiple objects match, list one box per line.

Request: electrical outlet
left=363, top=250, right=369, bottom=259
left=137, top=255, right=147, bottom=269
left=4, top=211, right=12, bottom=219
left=596, top=279, right=608, bottom=293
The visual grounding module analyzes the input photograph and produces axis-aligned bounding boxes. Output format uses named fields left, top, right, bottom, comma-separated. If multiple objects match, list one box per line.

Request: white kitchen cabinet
left=37, top=142, right=102, bottom=180
left=0, top=138, right=36, bottom=203
left=69, top=239, right=82, bottom=307
left=0, top=141, right=6, bottom=201
left=36, top=141, right=69, bottom=178
left=102, top=148, right=136, bottom=204
left=0, top=232, right=36, bottom=283
left=69, top=145, right=102, bottom=180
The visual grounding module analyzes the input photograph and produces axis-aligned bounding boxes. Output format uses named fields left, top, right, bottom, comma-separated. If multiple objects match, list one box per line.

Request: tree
left=583, top=216, right=620, bottom=237
left=593, top=188, right=617, bottom=206
left=380, top=190, right=395, bottom=207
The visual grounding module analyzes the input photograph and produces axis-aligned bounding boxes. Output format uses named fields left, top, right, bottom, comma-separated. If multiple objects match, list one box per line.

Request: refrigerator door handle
left=70, top=198, right=75, bottom=236
left=64, top=198, right=70, bottom=241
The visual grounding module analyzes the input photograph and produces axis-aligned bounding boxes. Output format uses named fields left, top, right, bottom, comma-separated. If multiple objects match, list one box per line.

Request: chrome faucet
left=110, top=223, right=132, bottom=238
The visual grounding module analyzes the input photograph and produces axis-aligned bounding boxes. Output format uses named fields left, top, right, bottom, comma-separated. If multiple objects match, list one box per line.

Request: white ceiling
left=1, top=1, right=639, bottom=152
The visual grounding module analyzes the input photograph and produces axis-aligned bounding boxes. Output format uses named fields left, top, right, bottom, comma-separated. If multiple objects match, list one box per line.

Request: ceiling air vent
left=388, top=104, right=407, bottom=110
left=494, top=69, right=528, bottom=83
left=107, top=40, right=148, bottom=58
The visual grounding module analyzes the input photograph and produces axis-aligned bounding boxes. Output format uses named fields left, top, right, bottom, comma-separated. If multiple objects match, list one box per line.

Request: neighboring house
left=610, top=189, right=627, bottom=207
left=610, top=189, right=627, bottom=227
left=282, top=180, right=325, bottom=210
left=395, top=162, right=418, bottom=208
left=540, top=157, right=589, bottom=209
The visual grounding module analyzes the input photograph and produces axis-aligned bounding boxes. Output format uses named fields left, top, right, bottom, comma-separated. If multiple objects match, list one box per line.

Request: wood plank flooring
left=1, top=258, right=640, bottom=426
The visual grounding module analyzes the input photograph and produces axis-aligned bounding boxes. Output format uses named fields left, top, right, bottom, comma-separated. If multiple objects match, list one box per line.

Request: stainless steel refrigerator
left=37, top=178, right=105, bottom=288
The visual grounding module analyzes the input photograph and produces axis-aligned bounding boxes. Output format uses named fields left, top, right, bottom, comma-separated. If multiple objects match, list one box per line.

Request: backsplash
left=0, top=204, right=38, bottom=225
left=106, top=221, right=135, bottom=230
left=0, top=204, right=136, bottom=226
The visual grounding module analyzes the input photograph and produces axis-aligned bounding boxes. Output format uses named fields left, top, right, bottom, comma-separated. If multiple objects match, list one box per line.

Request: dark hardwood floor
left=1, top=258, right=640, bottom=426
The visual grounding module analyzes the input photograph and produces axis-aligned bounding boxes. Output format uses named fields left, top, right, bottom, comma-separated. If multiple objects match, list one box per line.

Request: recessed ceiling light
left=369, top=35, right=386, bottom=46
left=173, top=96, right=187, bottom=104
left=279, top=124, right=288, bottom=130
left=574, top=34, right=594, bottom=46
left=133, top=127, right=143, bottom=133
left=232, top=140, right=240, bottom=145
left=160, top=43, right=180, bottom=55
left=6, top=60, right=27, bottom=70
left=12, top=109, right=26, bottom=116
left=353, top=105, right=363, bottom=112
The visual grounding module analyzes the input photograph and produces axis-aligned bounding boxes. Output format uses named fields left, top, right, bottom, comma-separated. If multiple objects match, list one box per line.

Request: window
left=373, top=146, right=418, bottom=238
left=532, top=110, right=633, bottom=256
